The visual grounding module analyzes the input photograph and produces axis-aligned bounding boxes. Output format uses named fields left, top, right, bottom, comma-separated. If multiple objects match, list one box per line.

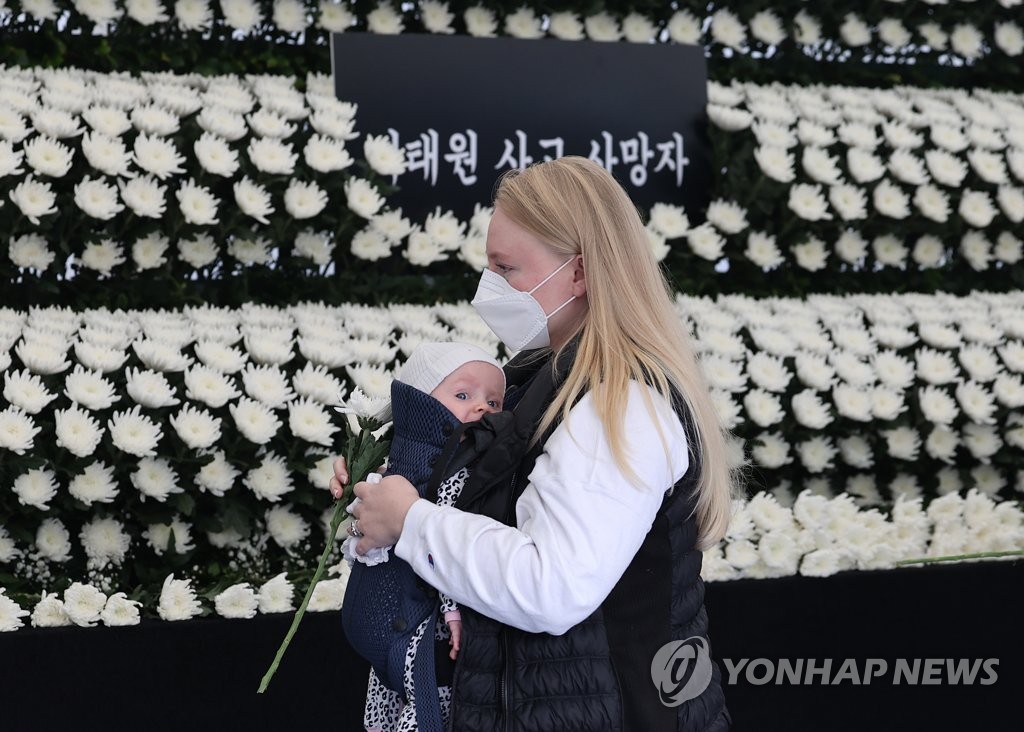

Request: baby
left=340, top=342, right=505, bottom=732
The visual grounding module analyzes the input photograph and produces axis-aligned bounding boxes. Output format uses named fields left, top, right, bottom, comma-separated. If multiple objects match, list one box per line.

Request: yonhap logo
left=651, top=636, right=714, bottom=706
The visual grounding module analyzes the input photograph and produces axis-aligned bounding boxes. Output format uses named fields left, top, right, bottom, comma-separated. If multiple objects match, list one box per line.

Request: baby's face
left=431, top=361, right=504, bottom=423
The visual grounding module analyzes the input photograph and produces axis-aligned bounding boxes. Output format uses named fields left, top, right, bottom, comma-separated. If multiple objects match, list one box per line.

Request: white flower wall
left=1, top=291, right=1023, bottom=629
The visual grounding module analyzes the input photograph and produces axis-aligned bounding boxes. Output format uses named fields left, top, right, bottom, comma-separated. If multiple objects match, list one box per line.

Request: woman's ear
left=570, top=254, right=587, bottom=297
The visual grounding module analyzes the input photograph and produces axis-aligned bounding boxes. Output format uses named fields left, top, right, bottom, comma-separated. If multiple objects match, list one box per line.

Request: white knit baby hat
left=374, top=342, right=504, bottom=422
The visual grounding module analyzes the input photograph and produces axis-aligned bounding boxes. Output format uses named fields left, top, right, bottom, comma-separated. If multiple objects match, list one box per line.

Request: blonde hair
left=494, top=156, right=737, bottom=549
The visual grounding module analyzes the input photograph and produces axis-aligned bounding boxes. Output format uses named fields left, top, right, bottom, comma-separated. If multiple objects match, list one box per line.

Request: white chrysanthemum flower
left=318, top=0, right=354, bottom=32
left=796, top=436, right=836, bottom=473
left=9, top=176, right=59, bottom=224
left=131, top=104, right=179, bottom=137
left=231, top=177, right=274, bottom=225
left=791, top=236, right=827, bottom=271
left=35, top=517, right=72, bottom=562
left=363, top=133, right=407, bottom=176
left=124, top=366, right=179, bottom=409
left=78, top=516, right=130, bottom=569
left=266, top=505, right=311, bottom=550
left=81, top=105, right=131, bottom=136
left=211, top=582, right=258, bottom=620
left=336, top=386, right=389, bottom=421
left=839, top=13, right=871, bottom=46
left=787, top=183, right=831, bottom=221
left=308, top=576, right=347, bottom=612
left=925, top=425, right=959, bottom=464
left=100, top=592, right=141, bottom=627
left=344, top=177, right=385, bottom=219
left=184, top=364, right=241, bottom=407
left=846, top=148, right=885, bottom=184
left=132, top=233, right=170, bottom=271
left=247, top=136, right=296, bottom=176
left=131, top=457, right=182, bottom=502
left=287, top=397, right=339, bottom=446
left=740, top=231, right=781, bottom=270
left=257, top=572, right=294, bottom=613
left=158, top=574, right=203, bottom=621
left=303, top=133, right=354, bottom=173
left=132, top=133, right=185, bottom=179
left=244, top=452, right=293, bottom=501
left=366, top=1, right=403, bottom=33
left=994, top=373, right=1024, bottom=408
left=196, top=105, right=247, bottom=141
left=789, top=389, right=832, bottom=428
left=871, top=234, right=908, bottom=267
left=242, top=364, right=295, bottom=408
left=958, top=345, right=1002, bottom=383
left=220, top=0, right=263, bottom=31
left=291, top=228, right=333, bottom=266
left=749, top=9, right=785, bottom=44
left=958, top=189, right=998, bottom=228
left=283, top=179, right=328, bottom=220
left=0, top=406, right=40, bottom=455
left=132, top=338, right=192, bottom=372
left=12, top=467, right=58, bottom=510
left=750, top=432, right=791, bottom=469
left=29, top=591, right=69, bottom=628
left=708, top=8, right=744, bottom=49
left=997, top=185, right=1024, bottom=223
left=647, top=203, right=689, bottom=239
left=68, top=461, right=118, bottom=505
left=9, top=233, right=54, bottom=271
left=3, top=369, right=57, bottom=415
left=23, top=135, right=74, bottom=178
left=191, top=449, right=237, bottom=497
left=914, top=348, right=959, bottom=387
left=107, top=405, right=162, bottom=457
left=828, top=184, right=867, bottom=220
left=752, top=145, right=795, bottom=183
left=172, top=178, right=220, bottom=225
left=705, top=199, right=748, bottom=235
left=144, top=516, right=194, bottom=556
left=168, top=404, right=222, bottom=450
left=547, top=10, right=584, bottom=40
left=80, top=239, right=127, bottom=276
left=742, top=388, right=784, bottom=428
left=955, top=381, right=997, bottom=424
left=960, top=231, right=993, bottom=271
left=835, top=435, right=872, bottom=469
left=963, top=423, right=1002, bottom=463
left=404, top=229, right=448, bottom=266
left=872, top=179, right=910, bottom=219
left=995, top=21, right=1024, bottom=56
left=950, top=22, right=984, bottom=59
left=348, top=226, right=391, bottom=262
left=227, top=235, right=273, bottom=265
left=118, top=175, right=167, bottom=219
left=230, top=396, right=283, bottom=444
left=52, top=404, right=103, bottom=459
left=685, top=223, right=724, bottom=261
left=291, top=362, right=344, bottom=405
left=62, top=582, right=107, bottom=628
left=62, top=365, right=117, bottom=410
left=870, top=386, right=905, bottom=421
left=193, top=131, right=239, bottom=177
left=503, top=5, right=542, bottom=39
left=880, top=426, right=920, bottom=461
left=271, top=0, right=309, bottom=32
left=178, top=234, right=219, bottom=268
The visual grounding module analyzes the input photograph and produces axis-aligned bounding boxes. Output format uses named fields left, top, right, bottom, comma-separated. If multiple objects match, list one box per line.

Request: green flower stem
left=894, top=550, right=1024, bottom=566
left=257, top=498, right=350, bottom=694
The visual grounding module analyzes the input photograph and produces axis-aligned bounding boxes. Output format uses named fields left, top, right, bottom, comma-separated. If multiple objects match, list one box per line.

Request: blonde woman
left=333, top=156, right=735, bottom=731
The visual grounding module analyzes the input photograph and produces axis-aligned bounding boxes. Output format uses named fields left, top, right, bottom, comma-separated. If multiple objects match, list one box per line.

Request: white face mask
left=471, top=257, right=577, bottom=352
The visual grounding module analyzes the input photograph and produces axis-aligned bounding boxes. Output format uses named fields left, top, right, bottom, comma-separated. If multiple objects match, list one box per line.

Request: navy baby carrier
left=341, top=380, right=466, bottom=732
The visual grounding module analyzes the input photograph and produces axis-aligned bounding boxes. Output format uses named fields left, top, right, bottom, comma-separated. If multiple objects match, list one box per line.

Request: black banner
left=332, top=33, right=711, bottom=222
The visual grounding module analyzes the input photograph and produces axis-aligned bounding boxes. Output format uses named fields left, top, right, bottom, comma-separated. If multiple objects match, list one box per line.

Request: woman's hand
left=328, top=456, right=349, bottom=500
left=348, top=474, right=419, bottom=554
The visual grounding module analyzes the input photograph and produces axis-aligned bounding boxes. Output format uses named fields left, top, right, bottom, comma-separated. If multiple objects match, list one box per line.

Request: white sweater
left=394, top=381, right=690, bottom=636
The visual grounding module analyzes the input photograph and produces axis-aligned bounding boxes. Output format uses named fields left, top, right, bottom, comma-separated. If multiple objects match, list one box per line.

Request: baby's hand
left=447, top=619, right=462, bottom=661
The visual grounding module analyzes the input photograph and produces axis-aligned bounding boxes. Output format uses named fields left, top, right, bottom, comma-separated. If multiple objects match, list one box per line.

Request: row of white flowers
left=2, top=0, right=1022, bottom=61
left=703, top=80, right=1024, bottom=272
left=2, top=484, right=1021, bottom=631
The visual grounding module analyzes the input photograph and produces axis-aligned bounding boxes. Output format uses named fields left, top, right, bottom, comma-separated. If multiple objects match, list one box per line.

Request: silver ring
left=348, top=519, right=364, bottom=539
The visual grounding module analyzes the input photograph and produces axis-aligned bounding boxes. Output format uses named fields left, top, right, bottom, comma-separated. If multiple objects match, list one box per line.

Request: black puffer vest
left=443, top=346, right=731, bottom=732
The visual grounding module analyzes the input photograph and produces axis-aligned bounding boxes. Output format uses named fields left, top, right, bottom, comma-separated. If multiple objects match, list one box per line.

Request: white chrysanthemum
left=647, top=203, right=689, bottom=239
left=265, top=505, right=311, bottom=550
left=915, top=347, right=959, bottom=386
left=24, top=135, right=74, bottom=178
left=158, top=574, right=202, bottom=621
left=144, top=516, right=194, bottom=556
left=0, top=406, right=40, bottom=456
left=880, top=426, right=920, bottom=461
left=12, top=467, right=58, bottom=511
left=193, top=131, right=239, bottom=177
left=124, top=367, right=179, bottom=408
left=960, top=231, right=993, bottom=271
left=210, top=582, right=258, bottom=620
left=53, top=404, right=103, bottom=458
left=959, top=190, right=998, bottom=228
left=247, top=136, right=296, bottom=176
left=749, top=9, right=785, bottom=44
left=962, top=423, right=1002, bottom=463
left=174, top=179, right=220, bottom=226
left=787, top=183, right=831, bottom=221
left=790, top=389, right=833, bottom=429
left=194, top=449, right=239, bottom=497
left=100, top=592, right=141, bottom=627
left=302, top=133, right=354, bottom=173
left=79, top=239, right=126, bottom=276
left=167, top=404, right=221, bottom=450
left=3, top=369, right=57, bottom=415
left=233, top=177, right=274, bottom=225
left=35, top=518, right=72, bottom=562
left=839, top=13, right=870, bottom=46
left=291, top=362, right=344, bottom=406
left=363, top=133, right=407, bottom=176
left=287, top=397, right=339, bottom=446
left=705, top=199, right=748, bottom=235
left=177, top=234, right=218, bottom=268
left=997, top=185, right=1024, bottom=223
left=753, top=145, right=795, bottom=183
left=244, top=452, right=293, bottom=501
left=108, top=405, right=162, bottom=457
left=955, top=381, right=997, bottom=424
left=131, top=457, right=182, bottom=502
left=404, top=230, right=448, bottom=266
left=132, top=132, right=185, bottom=179
left=345, top=177, right=385, bottom=219
left=118, top=175, right=167, bottom=219
left=29, top=591, right=69, bottom=628
left=686, top=223, right=725, bottom=261
left=709, top=8, right=745, bottom=49
left=950, top=23, right=984, bottom=59
left=79, top=516, right=130, bottom=569
left=318, top=0, right=354, bottom=31
left=796, top=436, right=837, bottom=473
left=366, top=1, right=403, bottom=33
left=872, top=179, right=910, bottom=219
left=308, top=576, right=347, bottom=612
left=792, top=237, right=828, bottom=271
left=68, top=461, right=119, bottom=505
left=741, top=231, right=782, bottom=270
left=995, top=21, right=1024, bottom=56
left=283, top=179, right=327, bottom=220
left=750, top=432, right=791, bottom=469
left=63, top=365, right=118, bottom=410
left=871, top=234, right=907, bottom=268
left=220, top=0, right=263, bottom=31
left=242, top=364, right=295, bottom=408
left=132, top=232, right=170, bottom=271
left=9, top=176, right=59, bottom=224
left=184, top=364, right=241, bottom=408
left=62, top=582, right=107, bottom=628
left=835, top=435, right=872, bottom=470
left=230, top=397, right=283, bottom=444
left=742, top=388, right=784, bottom=428
left=257, top=572, right=294, bottom=613
left=846, top=148, right=885, bottom=184
left=9, top=233, right=54, bottom=271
